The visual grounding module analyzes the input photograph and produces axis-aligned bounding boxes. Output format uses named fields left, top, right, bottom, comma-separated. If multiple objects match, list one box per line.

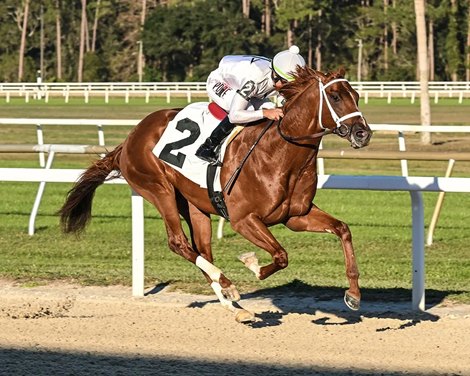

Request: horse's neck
left=264, top=123, right=320, bottom=173
left=281, top=108, right=322, bottom=149
left=283, top=87, right=322, bottom=142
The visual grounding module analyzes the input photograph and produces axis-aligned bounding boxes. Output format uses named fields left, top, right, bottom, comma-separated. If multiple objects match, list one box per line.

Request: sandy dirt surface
left=0, top=280, right=469, bottom=376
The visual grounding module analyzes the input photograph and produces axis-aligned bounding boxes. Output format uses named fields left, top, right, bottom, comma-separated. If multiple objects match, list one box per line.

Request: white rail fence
left=1, top=167, right=470, bottom=311
left=2, top=117, right=470, bottom=170
left=0, top=118, right=138, bottom=167
left=1, top=81, right=470, bottom=104
left=1, top=118, right=469, bottom=244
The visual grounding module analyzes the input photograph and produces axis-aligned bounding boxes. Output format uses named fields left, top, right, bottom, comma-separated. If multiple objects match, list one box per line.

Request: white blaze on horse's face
left=318, top=78, right=372, bottom=149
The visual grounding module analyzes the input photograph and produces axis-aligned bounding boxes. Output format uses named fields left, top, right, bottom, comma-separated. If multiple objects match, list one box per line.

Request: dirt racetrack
left=0, top=280, right=469, bottom=376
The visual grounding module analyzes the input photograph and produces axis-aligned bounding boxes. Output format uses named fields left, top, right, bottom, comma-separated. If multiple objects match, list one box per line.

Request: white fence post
left=397, top=131, right=408, bottom=176
left=217, top=217, right=225, bottom=240
left=28, top=151, right=56, bottom=235
left=36, top=124, right=45, bottom=167
left=410, top=191, right=425, bottom=311
left=426, top=159, right=456, bottom=246
left=131, top=190, right=145, bottom=297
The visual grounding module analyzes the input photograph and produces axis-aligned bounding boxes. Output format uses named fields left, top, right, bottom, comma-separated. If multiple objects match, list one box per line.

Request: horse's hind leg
left=175, top=193, right=239, bottom=301
left=176, top=195, right=254, bottom=323
left=285, top=204, right=361, bottom=311
left=138, top=185, right=237, bottom=297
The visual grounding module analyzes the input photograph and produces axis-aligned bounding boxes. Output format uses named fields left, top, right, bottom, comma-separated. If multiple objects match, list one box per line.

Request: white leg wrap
left=239, top=252, right=261, bottom=279
left=211, top=282, right=236, bottom=312
left=196, top=256, right=222, bottom=282
left=211, top=282, right=255, bottom=323
left=247, top=263, right=261, bottom=279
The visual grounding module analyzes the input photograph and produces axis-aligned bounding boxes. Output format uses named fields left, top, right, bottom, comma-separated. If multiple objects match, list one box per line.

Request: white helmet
left=272, top=45, right=306, bottom=82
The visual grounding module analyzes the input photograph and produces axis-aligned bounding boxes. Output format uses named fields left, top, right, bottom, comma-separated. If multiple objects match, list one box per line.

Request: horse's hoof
left=344, top=292, right=360, bottom=311
left=235, top=309, right=255, bottom=323
left=222, top=284, right=241, bottom=302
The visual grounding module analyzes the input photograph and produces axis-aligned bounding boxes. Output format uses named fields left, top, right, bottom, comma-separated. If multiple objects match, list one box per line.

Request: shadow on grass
left=185, top=279, right=466, bottom=329
left=0, top=347, right=439, bottom=376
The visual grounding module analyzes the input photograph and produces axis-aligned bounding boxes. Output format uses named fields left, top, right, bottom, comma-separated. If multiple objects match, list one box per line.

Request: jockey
left=195, top=45, right=306, bottom=164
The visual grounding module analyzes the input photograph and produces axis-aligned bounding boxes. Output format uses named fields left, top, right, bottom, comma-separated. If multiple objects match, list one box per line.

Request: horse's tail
left=58, top=144, right=123, bottom=234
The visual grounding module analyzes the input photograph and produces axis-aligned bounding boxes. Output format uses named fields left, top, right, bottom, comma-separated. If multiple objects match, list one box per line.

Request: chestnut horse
left=59, top=66, right=372, bottom=323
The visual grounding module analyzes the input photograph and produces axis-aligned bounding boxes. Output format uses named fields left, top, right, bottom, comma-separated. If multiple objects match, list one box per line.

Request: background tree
left=446, top=0, right=461, bottom=81
left=0, top=0, right=469, bottom=82
left=143, top=0, right=262, bottom=81
left=18, top=0, right=30, bottom=81
left=78, top=0, right=86, bottom=82
left=242, top=0, right=250, bottom=17
left=467, top=0, right=470, bottom=80
left=55, top=0, right=63, bottom=80
left=415, top=0, right=432, bottom=145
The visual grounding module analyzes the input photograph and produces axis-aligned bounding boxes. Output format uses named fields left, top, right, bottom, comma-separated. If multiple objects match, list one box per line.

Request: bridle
left=277, top=77, right=364, bottom=144
left=319, top=78, right=363, bottom=136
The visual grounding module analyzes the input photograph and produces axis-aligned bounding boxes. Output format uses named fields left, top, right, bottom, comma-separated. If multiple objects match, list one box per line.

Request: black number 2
left=158, top=118, right=201, bottom=168
left=237, top=80, right=255, bottom=100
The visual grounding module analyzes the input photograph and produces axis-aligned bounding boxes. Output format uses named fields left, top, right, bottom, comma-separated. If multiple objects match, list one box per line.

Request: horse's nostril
left=351, top=124, right=372, bottom=146
left=355, top=130, right=366, bottom=139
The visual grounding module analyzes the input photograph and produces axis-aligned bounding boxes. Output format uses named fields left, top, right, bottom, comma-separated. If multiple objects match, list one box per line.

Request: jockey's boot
left=195, top=116, right=235, bottom=164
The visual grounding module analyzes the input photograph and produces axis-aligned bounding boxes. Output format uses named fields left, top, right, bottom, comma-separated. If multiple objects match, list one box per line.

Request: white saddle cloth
left=152, top=102, right=235, bottom=191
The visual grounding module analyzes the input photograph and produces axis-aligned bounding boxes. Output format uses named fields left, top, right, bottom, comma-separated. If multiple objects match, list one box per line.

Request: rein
left=223, top=119, right=275, bottom=194
left=277, top=119, right=332, bottom=145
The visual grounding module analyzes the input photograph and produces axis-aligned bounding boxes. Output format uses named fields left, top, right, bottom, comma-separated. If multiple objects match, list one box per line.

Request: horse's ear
left=336, top=67, right=346, bottom=78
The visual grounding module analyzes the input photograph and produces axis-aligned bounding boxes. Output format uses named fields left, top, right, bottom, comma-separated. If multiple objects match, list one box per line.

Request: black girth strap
left=207, top=163, right=230, bottom=220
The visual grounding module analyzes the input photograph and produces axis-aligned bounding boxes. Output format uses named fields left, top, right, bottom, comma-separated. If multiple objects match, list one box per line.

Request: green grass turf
left=0, top=97, right=469, bottom=305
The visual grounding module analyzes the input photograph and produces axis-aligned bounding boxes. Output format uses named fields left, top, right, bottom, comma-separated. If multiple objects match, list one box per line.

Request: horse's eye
left=330, top=92, right=340, bottom=102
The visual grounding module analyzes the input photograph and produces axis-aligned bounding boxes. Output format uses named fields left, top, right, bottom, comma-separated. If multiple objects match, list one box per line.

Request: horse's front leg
left=284, top=204, right=361, bottom=311
left=232, top=214, right=288, bottom=280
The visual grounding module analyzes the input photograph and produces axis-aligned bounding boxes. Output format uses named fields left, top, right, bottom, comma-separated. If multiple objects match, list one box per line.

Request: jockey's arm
left=227, top=84, right=284, bottom=124
left=227, top=93, right=263, bottom=123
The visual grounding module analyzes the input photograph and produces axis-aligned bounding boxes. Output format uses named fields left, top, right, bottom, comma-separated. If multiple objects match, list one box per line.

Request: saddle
left=152, top=102, right=242, bottom=220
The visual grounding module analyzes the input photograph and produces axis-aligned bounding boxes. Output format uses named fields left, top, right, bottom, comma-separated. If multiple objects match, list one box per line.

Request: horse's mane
left=280, top=66, right=345, bottom=111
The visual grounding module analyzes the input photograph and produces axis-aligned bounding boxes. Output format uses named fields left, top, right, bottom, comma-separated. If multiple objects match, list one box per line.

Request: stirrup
left=195, top=145, right=218, bottom=164
left=197, top=154, right=222, bottom=166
